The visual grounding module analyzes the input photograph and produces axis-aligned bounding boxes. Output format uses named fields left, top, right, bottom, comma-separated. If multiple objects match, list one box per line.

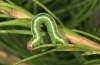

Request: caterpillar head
left=27, top=41, right=33, bottom=51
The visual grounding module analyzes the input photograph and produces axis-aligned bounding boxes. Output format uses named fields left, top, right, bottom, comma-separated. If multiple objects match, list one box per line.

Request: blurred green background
left=0, top=0, right=100, bottom=65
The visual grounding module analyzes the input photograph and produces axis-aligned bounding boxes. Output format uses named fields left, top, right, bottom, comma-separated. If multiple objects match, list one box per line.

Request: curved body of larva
left=27, top=13, right=68, bottom=50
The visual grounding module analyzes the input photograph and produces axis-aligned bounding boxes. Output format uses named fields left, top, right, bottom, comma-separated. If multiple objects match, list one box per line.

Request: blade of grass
left=0, top=30, right=32, bottom=35
left=84, top=59, right=100, bottom=65
left=73, top=29, right=100, bottom=41
left=82, top=50, right=100, bottom=55
left=14, top=49, right=55, bottom=65
left=0, top=20, right=30, bottom=28
left=0, top=14, right=12, bottom=18
left=0, top=1, right=34, bottom=17
left=32, top=0, right=64, bottom=26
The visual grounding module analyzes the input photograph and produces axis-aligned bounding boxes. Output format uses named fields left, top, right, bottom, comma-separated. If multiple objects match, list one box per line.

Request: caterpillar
left=27, top=13, right=68, bottom=50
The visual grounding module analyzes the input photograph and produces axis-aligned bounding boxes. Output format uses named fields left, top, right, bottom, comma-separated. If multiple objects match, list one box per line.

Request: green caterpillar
left=27, top=13, right=68, bottom=50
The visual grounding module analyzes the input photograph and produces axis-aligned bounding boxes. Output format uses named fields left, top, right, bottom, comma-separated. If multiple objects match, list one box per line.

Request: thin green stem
left=32, top=0, right=64, bottom=26
left=33, top=2, right=37, bottom=15
left=0, top=20, right=30, bottom=28
left=0, top=30, right=32, bottom=35
left=14, top=49, right=55, bottom=65
left=73, top=29, right=100, bottom=41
